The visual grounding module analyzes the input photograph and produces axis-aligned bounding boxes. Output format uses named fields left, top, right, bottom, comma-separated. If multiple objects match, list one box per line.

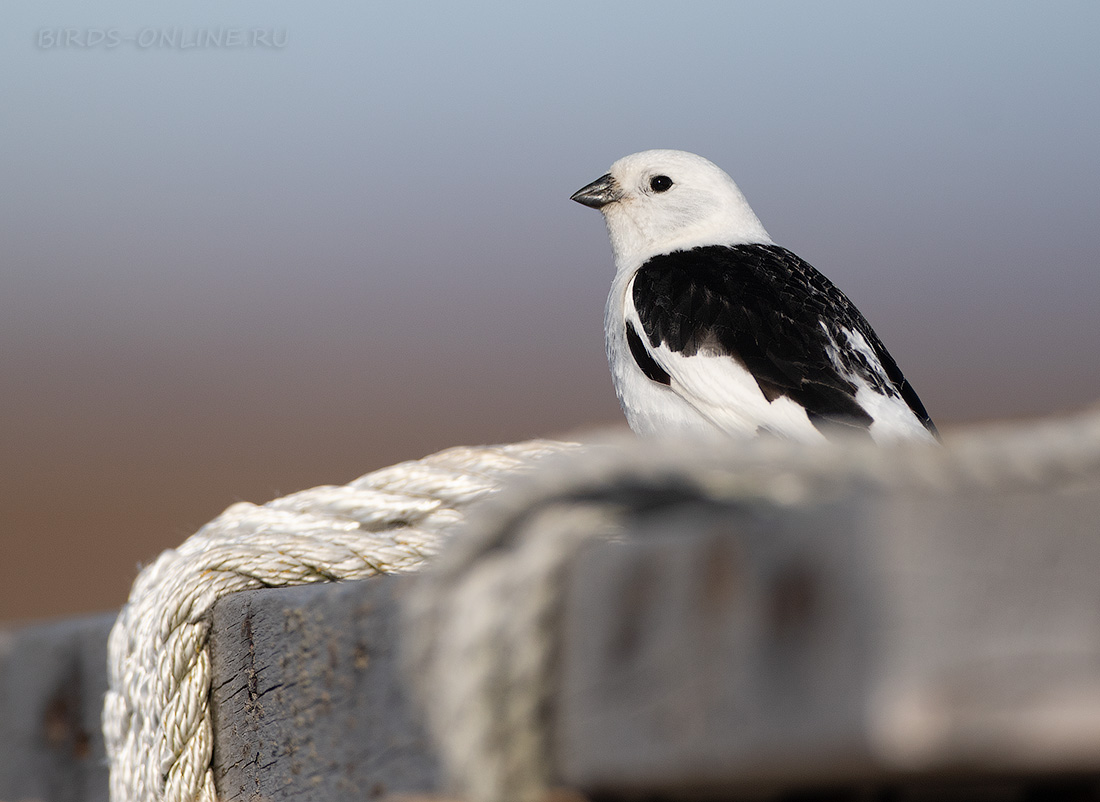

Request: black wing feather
left=631, top=244, right=938, bottom=437
left=626, top=322, right=671, bottom=385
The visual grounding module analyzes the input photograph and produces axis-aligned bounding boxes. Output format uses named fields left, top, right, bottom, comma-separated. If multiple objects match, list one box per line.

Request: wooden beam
left=556, top=483, right=1100, bottom=797
left=0, top=613, right=115, bottom=802
left=209, top=576, right=441, bottom=800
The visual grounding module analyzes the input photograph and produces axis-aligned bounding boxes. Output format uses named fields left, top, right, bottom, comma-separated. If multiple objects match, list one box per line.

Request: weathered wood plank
left=10, top=477, right=1100, bottom=801
left=556, top=483, right=1100, bottom=797
left=0, top=613, right=115, bottom=802
left=209, top=576, right=440, bottom=801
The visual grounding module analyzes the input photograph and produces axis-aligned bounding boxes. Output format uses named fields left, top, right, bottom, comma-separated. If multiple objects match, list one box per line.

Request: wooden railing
left=5, top=422, right=1100, bottom=801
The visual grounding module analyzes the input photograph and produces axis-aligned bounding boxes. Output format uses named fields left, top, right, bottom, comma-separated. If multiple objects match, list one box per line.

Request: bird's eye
left=649, top=175, right=673, bottom=193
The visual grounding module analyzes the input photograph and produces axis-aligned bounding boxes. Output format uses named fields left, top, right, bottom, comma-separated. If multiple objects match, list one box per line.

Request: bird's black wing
left=631, top=244, right=937, bottom=436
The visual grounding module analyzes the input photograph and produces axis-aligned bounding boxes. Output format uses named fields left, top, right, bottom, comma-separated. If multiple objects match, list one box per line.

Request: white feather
left=599, top=150, right=773, bottom=274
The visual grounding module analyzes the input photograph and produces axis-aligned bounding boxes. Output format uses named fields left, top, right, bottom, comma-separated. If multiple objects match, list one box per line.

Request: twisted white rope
left=102, top=439, right=577, bottom=802
left=407, top=408, right=1100, bottom=802
left=104, top=409, right=1100, bottom=802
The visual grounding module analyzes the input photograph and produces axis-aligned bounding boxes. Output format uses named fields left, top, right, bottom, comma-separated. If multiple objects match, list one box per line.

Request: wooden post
left=208, top=576, right=441, bottom=800
left=556, top=483, right=1100, bottom=797
left=0, top=613, right=115, bottom=802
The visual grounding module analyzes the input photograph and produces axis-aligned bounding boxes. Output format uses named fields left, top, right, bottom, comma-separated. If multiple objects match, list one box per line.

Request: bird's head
left=571, top=149, right=773, bottom=270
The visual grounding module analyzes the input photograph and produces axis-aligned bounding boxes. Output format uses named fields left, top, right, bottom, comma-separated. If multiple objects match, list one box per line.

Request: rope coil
left=103, top=440, right=577, bottom=802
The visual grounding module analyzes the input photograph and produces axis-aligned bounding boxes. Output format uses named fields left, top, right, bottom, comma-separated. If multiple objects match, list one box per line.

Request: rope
left=103, top=408, right=1100, bottom=802
left=102, top=439, right=578, bottom=802
left=406, top=408, right=1100, bottom=802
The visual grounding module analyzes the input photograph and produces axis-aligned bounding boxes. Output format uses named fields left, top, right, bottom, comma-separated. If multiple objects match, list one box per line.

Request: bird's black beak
left=570, top=173, right=621, bottom=209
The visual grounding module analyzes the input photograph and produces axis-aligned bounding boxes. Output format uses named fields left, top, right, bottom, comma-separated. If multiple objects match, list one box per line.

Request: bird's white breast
left=604, top=270, right=720, bottom=437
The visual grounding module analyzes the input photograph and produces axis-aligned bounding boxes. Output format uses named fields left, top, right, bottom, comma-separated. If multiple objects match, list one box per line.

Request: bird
left=570, top=149, right=938, bottom=444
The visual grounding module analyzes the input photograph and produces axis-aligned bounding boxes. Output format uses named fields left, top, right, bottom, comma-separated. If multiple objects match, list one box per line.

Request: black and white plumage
left=570, top=149, right=937, bottom=443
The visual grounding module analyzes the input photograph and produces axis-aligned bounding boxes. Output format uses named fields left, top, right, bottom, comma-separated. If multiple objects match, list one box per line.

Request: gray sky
left=2, top=1, right=1099, bottom=619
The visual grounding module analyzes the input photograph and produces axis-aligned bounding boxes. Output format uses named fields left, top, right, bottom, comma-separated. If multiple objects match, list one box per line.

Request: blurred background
left=2, top=1, right=1098, bottom=623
